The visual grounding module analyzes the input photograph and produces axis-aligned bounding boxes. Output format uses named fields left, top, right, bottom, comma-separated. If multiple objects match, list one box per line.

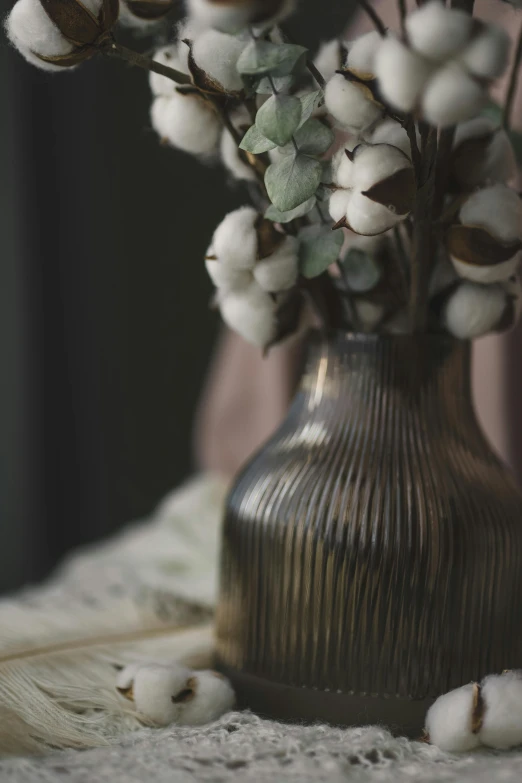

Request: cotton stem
left=99, top=38, right=191, bottom=85
left=504, top=20, right=522, bottom=131
left=358, top=0, right=387, bottom=36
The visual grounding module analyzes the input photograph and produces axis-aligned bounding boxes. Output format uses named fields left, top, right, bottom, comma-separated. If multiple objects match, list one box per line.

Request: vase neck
left=300, top=332, right=475, bottom=432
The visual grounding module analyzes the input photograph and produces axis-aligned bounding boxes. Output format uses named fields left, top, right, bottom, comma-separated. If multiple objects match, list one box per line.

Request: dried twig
left=100, top=38, right=191, bottom=85
left=358, top=0, right=387, bottom=37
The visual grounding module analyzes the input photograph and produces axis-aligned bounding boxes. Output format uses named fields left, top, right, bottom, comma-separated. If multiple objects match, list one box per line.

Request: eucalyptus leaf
left=265, top=153, right=323, bottom=212
left=341, top=248, right=381, bottom=292
left=265, top=197, right=317, bottom=223
left=237, top=40, right=307, bottom=77
left=255, top=74, right=294, bottom=94
left=240, top=124, right=278, bottom=154
left=294, top=119, right=334, bottom=155
left=256, top=94, right=302, bottom=147
left=480, top=100, right=522, bottom=165
left=298, top=90, right=323, bottom=127
left=299, top=227, right=344, bottom=279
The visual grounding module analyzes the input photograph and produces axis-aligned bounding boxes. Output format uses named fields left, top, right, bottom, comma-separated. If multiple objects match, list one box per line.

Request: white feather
left=0, top=474, right=226, bottom=755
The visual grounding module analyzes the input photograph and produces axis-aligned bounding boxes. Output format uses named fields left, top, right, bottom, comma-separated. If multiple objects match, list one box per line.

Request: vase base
left=217, top=663, right=434, bottom=739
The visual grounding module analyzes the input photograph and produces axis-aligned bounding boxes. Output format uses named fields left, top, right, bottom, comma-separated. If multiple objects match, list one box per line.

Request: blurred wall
left=0, top=0, right=352, bottom=593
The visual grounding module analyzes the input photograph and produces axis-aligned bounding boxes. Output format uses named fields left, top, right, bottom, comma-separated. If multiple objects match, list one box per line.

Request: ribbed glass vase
left=215, top=331, right=522, bottom=736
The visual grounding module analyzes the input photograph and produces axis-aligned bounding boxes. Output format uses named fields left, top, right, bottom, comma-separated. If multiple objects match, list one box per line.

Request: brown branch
left=307, top=60, right=326, bottom=90
left=99, top=38, right=192, bottom=85
left=504, top=19, right=522, bottom=130
left=397, top=0, right=407, bottom=33
left=358, top=0, right=387, bottom=36
left=409, top=127, right=438, bottom=333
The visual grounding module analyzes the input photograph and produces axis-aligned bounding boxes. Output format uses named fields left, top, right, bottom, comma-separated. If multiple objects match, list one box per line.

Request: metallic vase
left=216, top=332, right=522, bottom=735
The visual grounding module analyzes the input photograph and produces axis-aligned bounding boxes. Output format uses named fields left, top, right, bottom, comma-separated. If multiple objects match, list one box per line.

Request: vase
left=215, top=331, right=522, bottom=736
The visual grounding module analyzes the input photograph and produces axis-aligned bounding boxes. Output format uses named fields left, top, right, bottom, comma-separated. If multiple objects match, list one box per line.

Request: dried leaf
left=471, top=683, right=484, bottom=734
left=101, top=0, right=119, bottom=28
left=450, top=132, right=496, bottom=188
left=40, top=0, right=102, bottom=45
left=255, top=216, right=286, bottom=259
left=36, top=45, right=95, bottom=66
left=362, top=168, right=416, bottom=216
left=447, top=224, right=522, bottom=266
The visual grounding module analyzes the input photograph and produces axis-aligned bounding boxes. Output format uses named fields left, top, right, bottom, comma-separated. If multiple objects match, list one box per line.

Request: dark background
left=0, top=0, right=355, bottom=593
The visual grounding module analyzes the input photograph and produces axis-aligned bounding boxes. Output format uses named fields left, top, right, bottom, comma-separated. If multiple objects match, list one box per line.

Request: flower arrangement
left=4, top=0, right=522, bottom=350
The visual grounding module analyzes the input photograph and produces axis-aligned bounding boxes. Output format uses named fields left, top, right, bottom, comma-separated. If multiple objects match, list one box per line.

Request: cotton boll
left=220, top=128, right=257, bottom=182
left=212, top=207, right=258, bottom=269
left=451, top=254, right=520, bottom=284
left=205, top=258, right=252, bottom=291
left=324, top=73, right=383, bottom=134
left=179, top=671, right=235, bottom=725
left=425, top=684, right=481, bottom=752
left=127, top=664, right=195, bottom=726
left=150, top=92, right=221, bottom=156
left=347, top=191, right=403, bottom=235
left=346, top=31, right=381, bottom=74
left=375, top=36, right=433, bottom=113
left=371, top=120, right=412, bottom=159
left=350, top=143, right=412, bottom=193
left=191, top=29, right=246, bottom=92
left=452, top=118, right=516, bottom=188
left=187, top=0, right=254, bottom=32
left=149, top=45, right=189, bottom=97
left=314, top=39, right=344, bottom=83
left=406, top=1, right=473, bottom=63
left=460, top=25, right=510, bottom=81
left=332, top=147, right=356, bottom=189
left=421, top=62, right=485, bottom=127
left=5, top=0, right=74, bottom=71
left=459, top=185, right=522, bottom=244
left=220, top=282, right=277, bottom=347
left=329, top=189, right=352, bottom=224
left=478, top=672, right=522, bottom=749
left=443, top=281, right=507, bottom=339
left=254, top=236, right=299, bottom=292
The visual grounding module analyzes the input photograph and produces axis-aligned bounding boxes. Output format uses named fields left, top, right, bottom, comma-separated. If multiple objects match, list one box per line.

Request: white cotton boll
left=459, top=184, right=522, bottom=244
left=375, top=36, right=433, bottom=113
left=220, top=128, right=257, bottom=182
left=150, top=93, right=221, bottom=155
left=191, top=29, right=246, bottom=92
left=254, top=236, right=299, bottom=292
left=347, top=191, right=402, bottom=235
left=205, top=258, right=252, bottom=291
left=314, top=39, right=344, bottom=83
left=324, top=73, right=383, bottom=134
left=425, top=684, right=482, bottom=752
left=443, top=281, right=507, bottom=339
left=332, top=147, right=356, bottom=189
left=149, top=45, right=189, bottom=97
left=116, top=662, right=145, bottom=693
left=421, top=62, right=485, bottom=128
left=351, top=143, right=412, bottom=193
left=187, top=0, right=253, bottom=32
left=329, top=189, right=352, bottom=224
left=478, top=673, right=522, bottom=749
left=460, top=25, right=510, bottom=81
left=5, top=0, right=74, bottom=71
left=346, top=31, right=381, bottom=74
left=405, top=1, right=473, bottom=63
left=179, top=671, right=235, bottom=725
left=131, top=664, right=195, bottom=726
left=371, top=120, right=412, bottom=159
left=212, top=207, right=258, bottom=270
left=453, top=118, right=516, bottom=187
left=220, top=282, right=277, bottom=347
left=451, top=255, right=520, bottom=285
